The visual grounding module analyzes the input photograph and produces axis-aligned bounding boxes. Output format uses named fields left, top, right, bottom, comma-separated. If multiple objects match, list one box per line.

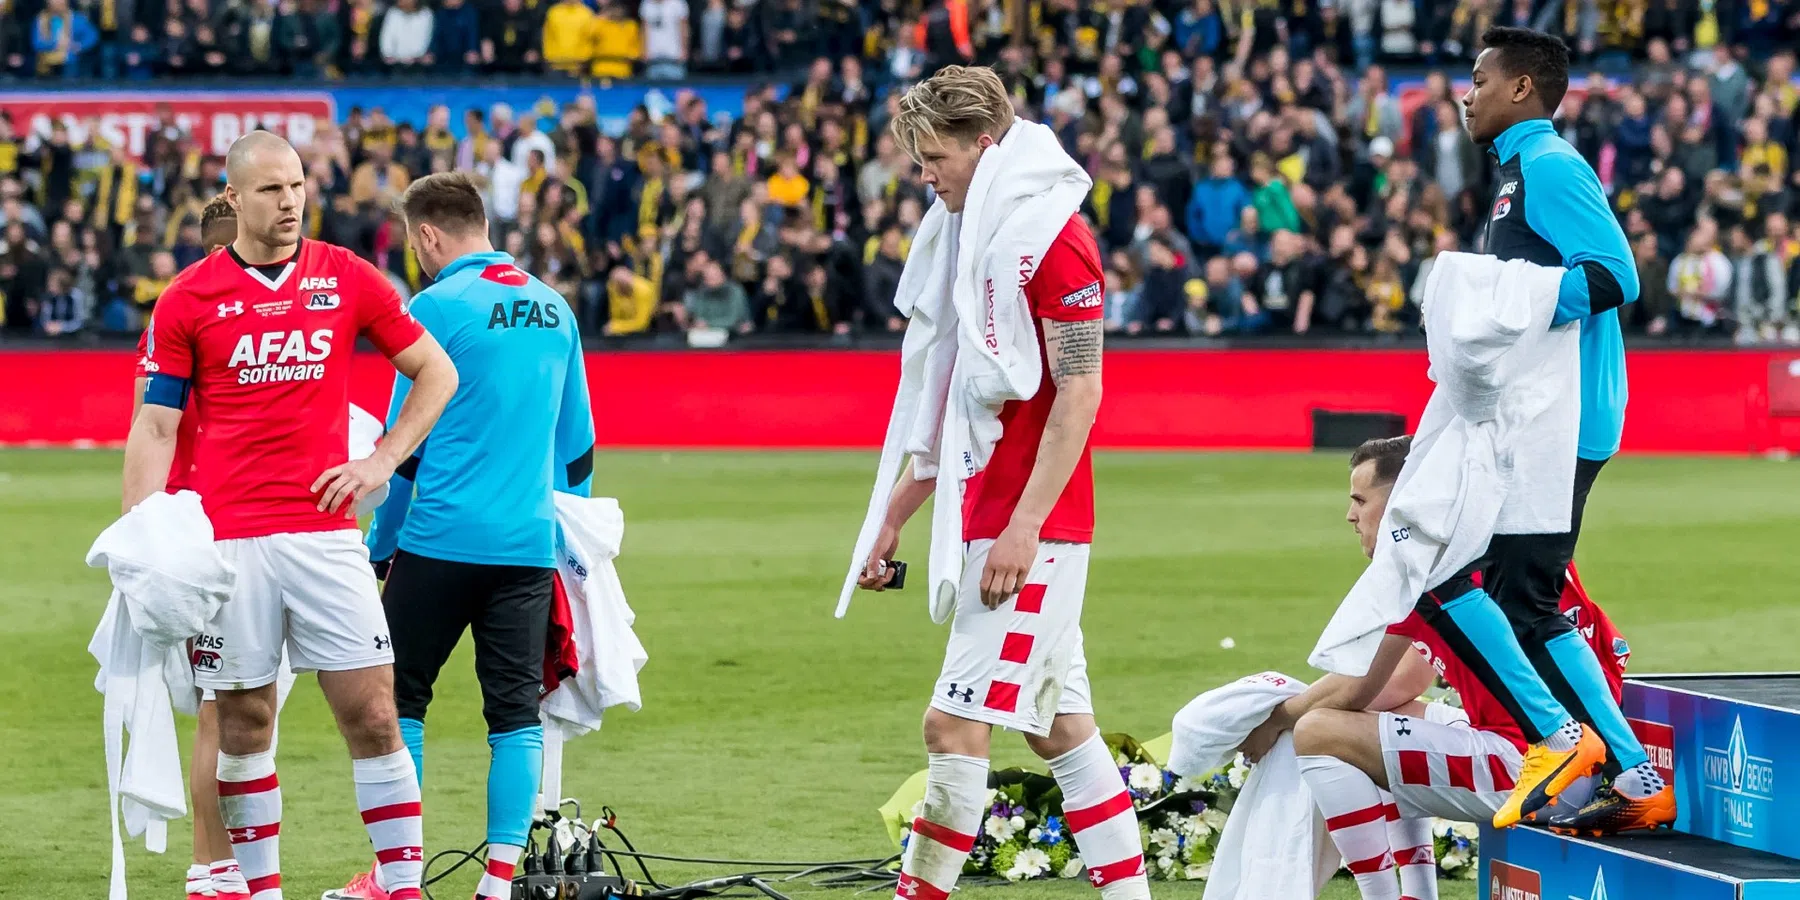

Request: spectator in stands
left=542, top=0, right=594, bottom=75
left=431, top=0, right=481, bottom=70
left=380, top=0, right=435, bottom=68
left=1248, top=229, right=1316, bottom=334
left=590, top=0, right=643, bottom=79
left=1729, top=223, right=1792, bottom=344
left=684, top=256, right=752, bottom=334
left=640, top=0, right=689, bottom=79
left=1187, top=154, right=1252, bottom=259
left=32, top=0, right=98, bottom=77
left=1669, top=221, right=1733, bottom=335
left=603, top=264, right=658, bottom=335
left=36, top=266, right=86, bottom=335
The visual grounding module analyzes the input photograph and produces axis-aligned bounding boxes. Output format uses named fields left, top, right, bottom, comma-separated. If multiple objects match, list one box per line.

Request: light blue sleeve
left=553, top=305, right=595, bottom=497
left=364, top=293, right=447, bottom=560
left=1522, top=151, right=1640, bottom=326
left=365, top=372, right=415, bottom=562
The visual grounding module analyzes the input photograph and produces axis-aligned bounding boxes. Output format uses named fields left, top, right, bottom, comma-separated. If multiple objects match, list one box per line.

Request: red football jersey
left=143, top=239, right=424, bottom=540
left=135, top=328, right=200, bottom=493
left=962, top=214, right=1105, bottom=544
left=1388, top=562, right=1628, bottom=752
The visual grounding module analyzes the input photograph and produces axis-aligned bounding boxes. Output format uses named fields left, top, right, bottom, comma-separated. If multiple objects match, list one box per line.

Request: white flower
left=1442, top=850, right=1471, bottom=872
left=1451, top=821, right=1480, bottom=841
left=1061, top=858, right=1085, bottom=879
left=1433, top=819, right=1455, bottom=839
left=1200, top=808, right=1229, bottom=831
left=1005, top=848, right=1051, bottom=881
left=1148, top=828, right=1179, bottom=851
left=1226, top=761, right=1249, bottom=789
left=984, top=814, right=1018, bottom=843
left=1129, top=764, right=1164, bottom=793
left=1183, top=815, right=1213, bottom=843
left=1028, top=827, right=1042, bottom=843
left=1156, top=855, right=1175, bottom=873
left=1173, top=774, right=1206, bottom=794
left=1010, top=815, right=1026, bottom=831
left=1185, top=863, right=1212, bottom=881
left=1115, top=752, right=1131, bottom=767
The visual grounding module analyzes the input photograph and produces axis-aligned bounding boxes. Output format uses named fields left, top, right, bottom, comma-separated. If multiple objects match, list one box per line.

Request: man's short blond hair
left=890, top=65, right=1014, bottom=162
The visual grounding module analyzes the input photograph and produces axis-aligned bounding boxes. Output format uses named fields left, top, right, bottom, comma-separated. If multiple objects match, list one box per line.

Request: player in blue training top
left=326, top=172, right=596, bottom=900
left=1424, top=26, right=1675, bottom=836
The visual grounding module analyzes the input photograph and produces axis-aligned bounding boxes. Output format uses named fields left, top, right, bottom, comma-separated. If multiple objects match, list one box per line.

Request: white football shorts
left=931, top=540, right=1092, bottom=737
left=192, top=529, right=393, bottom=691
left=1380, top=703, right=1524, bottom=822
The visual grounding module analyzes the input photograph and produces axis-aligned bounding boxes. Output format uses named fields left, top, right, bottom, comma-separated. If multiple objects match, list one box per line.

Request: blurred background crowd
left=0, top=0, right=1798, bottom=344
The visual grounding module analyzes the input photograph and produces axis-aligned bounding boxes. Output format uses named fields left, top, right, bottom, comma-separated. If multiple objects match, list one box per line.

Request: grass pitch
left=3, top=449, right=1796, bottom=900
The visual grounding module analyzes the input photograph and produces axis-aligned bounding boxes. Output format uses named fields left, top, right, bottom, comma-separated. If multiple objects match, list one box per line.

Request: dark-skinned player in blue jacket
left=1416, top=26, right=1676, bottom=836
left=326, top=172, right=596, bottom=900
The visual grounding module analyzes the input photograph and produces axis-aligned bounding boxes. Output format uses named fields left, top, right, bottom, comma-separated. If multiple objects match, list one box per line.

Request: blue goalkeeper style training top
left=1481, top=118, right=1640, bottom=460
left=366, top=251, right=595, bottom=568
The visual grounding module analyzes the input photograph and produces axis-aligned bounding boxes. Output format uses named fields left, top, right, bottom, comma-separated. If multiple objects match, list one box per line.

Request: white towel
left=1167, top=672, right=1340, bottom=900
left=86, top=491, right=235, bottom=900
left=539, top=494, right=647, bottom=816
left=838, top=117, right=1092, bottom=623
left=1310, top=253, right=1580, bottom=675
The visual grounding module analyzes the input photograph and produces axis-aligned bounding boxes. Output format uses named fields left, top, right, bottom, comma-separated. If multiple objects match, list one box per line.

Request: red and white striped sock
left=895, top=753, right=988, bottom=900
left=1298, top=755, right=1398, bottom=900
left=210, top=859, right=249, bottom=899
left=217, top=751, right=282, bottom=900
left=1382, top=796, right=1436, bottom=900
left=354, top=749, right=424, bottom=900
left=185, top=863, right=212, bottom=899
left=474, top=843, right=523, bottom=900
left=1048, top=734, right=1148, bottom=900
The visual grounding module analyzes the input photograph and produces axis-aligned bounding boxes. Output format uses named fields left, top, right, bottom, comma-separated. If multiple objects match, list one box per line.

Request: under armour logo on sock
left=1393, top=717, right=1412, bottom=737
left=228, top=827, right=258, bottom=842
left=898, top=876, right=921, bottom=897
left=375, top=636, right=391, bottom=650
left=946, top=684, right=974, bottom=703
left=403, top=848, right=420, bottom=860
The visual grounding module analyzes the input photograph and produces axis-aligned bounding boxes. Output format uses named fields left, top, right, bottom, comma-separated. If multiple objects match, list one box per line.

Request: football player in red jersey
left=124, top=131, right=458, bottom=900
left=854, top=67, right=1151, bottom=900
left=1235, top=436, right=1637, bottom=900
left=131, top=195, right=258, bottom=900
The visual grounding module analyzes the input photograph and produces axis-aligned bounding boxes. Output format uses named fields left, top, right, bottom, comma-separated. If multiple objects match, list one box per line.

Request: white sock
left=1299, top=755, right=1398, bottom=900
left=475, top=843, right=523, bottom=900
left=895, top=753, right=989, bottom=900
left=185, top=863, right=212, bottom=897
left=1047, top=733, right=1148, bottom=900
left=1613, top=762, right=1667, bottom=800
left=217, top=751, right=282, bottom=900
left=210, top=859, right=248, bottom=896
left=354, top=749, right=424, bottom=899
left=1541, top=720, right=1583, bottom=753
left=1380, top=795, right=1435, bottom=900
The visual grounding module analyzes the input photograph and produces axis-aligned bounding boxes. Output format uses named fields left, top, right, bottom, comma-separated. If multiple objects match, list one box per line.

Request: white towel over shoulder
left=1310, top=253, right=1581, bottom=675
left=837, top=118, right=1092, bottom=624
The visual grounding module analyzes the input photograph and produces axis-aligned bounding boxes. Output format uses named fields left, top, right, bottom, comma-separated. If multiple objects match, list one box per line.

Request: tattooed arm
left=977, top=316, right=1105, bottom=606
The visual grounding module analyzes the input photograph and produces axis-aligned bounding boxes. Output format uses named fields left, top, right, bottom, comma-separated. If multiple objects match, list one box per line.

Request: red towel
left=542, top=571, right=581, bottom=695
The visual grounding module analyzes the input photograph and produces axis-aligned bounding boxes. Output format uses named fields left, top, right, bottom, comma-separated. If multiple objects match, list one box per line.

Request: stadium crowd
left=0, top=0, right=1799, bottom=343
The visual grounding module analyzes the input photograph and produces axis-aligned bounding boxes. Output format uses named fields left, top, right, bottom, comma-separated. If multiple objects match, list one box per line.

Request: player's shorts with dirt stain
left=931, top=539, right=1092, bottom=737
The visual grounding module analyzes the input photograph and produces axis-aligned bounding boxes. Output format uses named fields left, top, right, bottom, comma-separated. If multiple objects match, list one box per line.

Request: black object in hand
left=884, top=560, right=908, bottom=590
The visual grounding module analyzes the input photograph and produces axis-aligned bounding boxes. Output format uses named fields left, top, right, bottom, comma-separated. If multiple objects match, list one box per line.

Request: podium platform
left=1479, top=674, right=1800, bottom=899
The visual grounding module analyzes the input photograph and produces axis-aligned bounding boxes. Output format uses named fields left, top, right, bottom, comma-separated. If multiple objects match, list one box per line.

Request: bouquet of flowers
left=883, top=731, right=1481, bottom=884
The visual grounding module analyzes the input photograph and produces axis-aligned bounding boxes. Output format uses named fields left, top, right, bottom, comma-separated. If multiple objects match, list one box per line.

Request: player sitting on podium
left=1234, top=436, right=1633, bottom=900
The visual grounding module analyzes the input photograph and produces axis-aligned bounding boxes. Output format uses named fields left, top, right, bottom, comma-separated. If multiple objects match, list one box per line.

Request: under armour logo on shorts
left=1393, top=717, right=1412, bottom=737
left=375, top=635, right=391, bottom=650
left=946, top=683, right=974, bottom=703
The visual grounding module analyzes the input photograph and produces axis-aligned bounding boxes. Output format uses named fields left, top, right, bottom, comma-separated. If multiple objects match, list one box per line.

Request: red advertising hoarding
left=0, top=91, right=335, bottom=159
left=3, top=347, right=1798, bottom=454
